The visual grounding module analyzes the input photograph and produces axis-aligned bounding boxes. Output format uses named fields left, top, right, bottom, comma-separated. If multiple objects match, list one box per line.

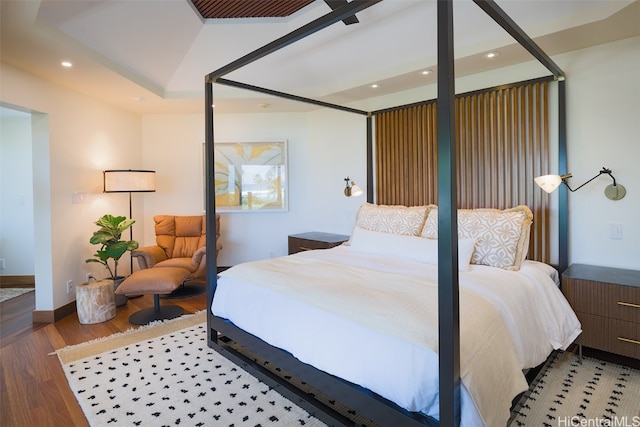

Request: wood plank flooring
left=0, top=287, right=207, bottom=427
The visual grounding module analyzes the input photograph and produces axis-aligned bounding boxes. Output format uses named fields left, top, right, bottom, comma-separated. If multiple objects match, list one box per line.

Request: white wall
left=560, top=37, right=639, bottom=270
left=0, top=115, right=35, bottom=275
left=0, top=62, right=146, bottom=311
left=141, top=109, right=366, bottom=266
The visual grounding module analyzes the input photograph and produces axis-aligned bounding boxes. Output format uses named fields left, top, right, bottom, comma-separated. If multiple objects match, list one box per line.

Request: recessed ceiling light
left=61, top=61, right=73, bottom=68
left=421, top=70, right=432, bottom=75
left=371, top=84, right=379, bottom=88
left=484, top=52, right=500, bottom=59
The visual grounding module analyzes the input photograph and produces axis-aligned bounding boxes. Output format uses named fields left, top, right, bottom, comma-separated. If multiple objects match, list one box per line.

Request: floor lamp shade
left=104, top=170, right=156, bottom=193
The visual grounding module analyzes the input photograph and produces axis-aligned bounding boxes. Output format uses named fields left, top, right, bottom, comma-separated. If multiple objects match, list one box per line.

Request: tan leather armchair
left=132, top=215, right=221, bottom=296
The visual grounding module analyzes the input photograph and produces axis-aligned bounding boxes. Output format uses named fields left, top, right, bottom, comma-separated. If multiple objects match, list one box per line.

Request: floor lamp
left=103, top=169, right=156, bottom=278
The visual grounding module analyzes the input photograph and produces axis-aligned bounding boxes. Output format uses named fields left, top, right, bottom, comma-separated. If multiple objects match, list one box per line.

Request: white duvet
left=212, top=245, right=581, bottom=426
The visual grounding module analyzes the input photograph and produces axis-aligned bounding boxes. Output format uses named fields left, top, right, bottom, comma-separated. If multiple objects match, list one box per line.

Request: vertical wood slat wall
left=374, top=81, right=550, bottom=263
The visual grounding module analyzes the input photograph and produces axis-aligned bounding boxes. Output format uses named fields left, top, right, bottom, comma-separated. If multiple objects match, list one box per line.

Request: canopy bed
left=204, top=1, right=574, bottom=425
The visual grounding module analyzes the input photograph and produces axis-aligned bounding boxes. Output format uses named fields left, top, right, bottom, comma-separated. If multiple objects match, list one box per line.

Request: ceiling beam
left=473, top=0, right=565, bottom=78
left=206, top=0, right=382, bottom=82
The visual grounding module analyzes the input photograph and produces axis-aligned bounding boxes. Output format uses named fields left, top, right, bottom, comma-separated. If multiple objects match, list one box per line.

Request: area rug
left=0, top=287, right=33, bottom=303
left=510, top=350, right=640, bottom=426
left=55, top=312, right=326, bottom=426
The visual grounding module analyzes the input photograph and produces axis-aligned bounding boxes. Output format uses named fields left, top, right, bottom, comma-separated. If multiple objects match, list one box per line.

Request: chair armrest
left=132, top=246, right=168, bottom=269
left=191, top=246, right=206, bottom=267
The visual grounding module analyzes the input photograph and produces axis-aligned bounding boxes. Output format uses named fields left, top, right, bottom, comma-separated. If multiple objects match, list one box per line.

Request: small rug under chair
left=55, top=312, right=326, bottom=427
left=510, top=350, right=640, bottom=426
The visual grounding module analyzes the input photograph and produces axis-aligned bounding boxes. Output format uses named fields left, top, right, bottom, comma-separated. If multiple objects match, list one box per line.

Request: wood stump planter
left=76, top=279, right=116, bottom=324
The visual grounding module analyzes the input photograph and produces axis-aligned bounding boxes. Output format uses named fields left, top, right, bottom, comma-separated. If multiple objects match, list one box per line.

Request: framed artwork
left=213, top=141, right=288, bottom=212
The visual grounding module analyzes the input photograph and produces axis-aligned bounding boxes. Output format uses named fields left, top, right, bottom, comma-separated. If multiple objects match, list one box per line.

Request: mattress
left=212, top=245, right=581, bottom=426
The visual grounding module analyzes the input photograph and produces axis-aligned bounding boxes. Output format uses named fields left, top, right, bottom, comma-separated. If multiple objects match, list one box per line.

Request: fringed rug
left=0, top=287, right=33, bottom=303
left=55, top=312, right=326, bottom=427
left=510, top=350, right=640, bottom=426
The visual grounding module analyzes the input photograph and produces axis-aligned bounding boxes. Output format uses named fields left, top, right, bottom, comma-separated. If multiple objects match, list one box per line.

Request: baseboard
left=32, top=301, right=77, bottom=323
left=0, top=275, right=36, bottom=288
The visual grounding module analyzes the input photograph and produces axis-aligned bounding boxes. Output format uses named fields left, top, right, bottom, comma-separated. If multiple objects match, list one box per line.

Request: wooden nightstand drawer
left=577, top=312, right=640, bottom=359
left=564, top=279, right=640, bottom=322
left=288, top=232, right=349, bottom=255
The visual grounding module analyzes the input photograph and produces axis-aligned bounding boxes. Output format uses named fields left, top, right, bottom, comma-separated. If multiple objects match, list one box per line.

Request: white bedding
left=212, top=245, right=581, bottom=426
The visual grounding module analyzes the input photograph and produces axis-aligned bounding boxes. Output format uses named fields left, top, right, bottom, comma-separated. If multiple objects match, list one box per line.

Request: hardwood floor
left=0, top=288, right=207, bottom=427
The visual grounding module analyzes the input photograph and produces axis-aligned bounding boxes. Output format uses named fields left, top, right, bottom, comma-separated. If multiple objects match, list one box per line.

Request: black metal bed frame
left=204, top=1, right=567, bottom=425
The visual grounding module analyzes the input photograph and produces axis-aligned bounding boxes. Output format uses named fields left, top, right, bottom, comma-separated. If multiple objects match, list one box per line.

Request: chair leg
left=128, top=294, right=184, bottom=325
left=160, top=278, right=206, bottom=299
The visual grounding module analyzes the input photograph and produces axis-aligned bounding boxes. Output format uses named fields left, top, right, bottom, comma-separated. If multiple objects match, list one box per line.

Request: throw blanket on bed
left=219, top=255, right=528, bottom=427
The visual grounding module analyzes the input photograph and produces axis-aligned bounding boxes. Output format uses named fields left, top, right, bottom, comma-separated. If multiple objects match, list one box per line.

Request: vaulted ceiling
left=1, top=0, right=638, bottom=114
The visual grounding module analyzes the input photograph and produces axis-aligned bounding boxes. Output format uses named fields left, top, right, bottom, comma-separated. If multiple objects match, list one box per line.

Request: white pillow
left=349, top=226, right=476, bottom=271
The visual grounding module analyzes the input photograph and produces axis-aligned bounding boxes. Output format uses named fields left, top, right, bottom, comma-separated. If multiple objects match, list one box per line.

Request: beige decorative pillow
left=356, top=203, right=431, bottom=236
left=421, top=205, right=533, bottom=270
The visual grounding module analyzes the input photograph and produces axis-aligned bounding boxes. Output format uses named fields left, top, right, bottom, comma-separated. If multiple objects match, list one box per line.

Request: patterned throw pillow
left=421, top=205, right=533, bottom=270
left=356, top=203, right=432, bottom=236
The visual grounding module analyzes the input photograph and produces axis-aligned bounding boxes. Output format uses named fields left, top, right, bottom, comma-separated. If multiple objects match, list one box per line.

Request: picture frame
left=212, top=141, right=288, bottom=212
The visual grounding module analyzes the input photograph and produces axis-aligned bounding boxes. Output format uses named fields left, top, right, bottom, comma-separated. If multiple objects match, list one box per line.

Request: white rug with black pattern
left=56, top=313, right=326, bottom=427
left=510, top=350, right=640, bottom=426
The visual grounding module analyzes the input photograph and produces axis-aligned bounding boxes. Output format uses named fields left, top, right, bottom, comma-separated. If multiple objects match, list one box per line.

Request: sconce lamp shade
left=534, top=174, right=565, bottom=193
left=350, top=183, right=364, bottom=197
left=344, top=177, right=364, bottom=197
left=104, top=170, right=156, bottom=193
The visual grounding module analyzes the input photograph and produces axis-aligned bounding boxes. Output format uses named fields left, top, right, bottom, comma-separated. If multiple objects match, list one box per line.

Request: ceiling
left=1, top=0, right=638, bottom=115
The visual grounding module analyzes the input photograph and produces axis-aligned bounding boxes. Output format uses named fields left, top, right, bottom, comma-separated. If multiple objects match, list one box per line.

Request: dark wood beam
left=437, top=0, right=461, bottom=425
left=206, top=0, right=381, bottom=82
left=205, top=80, right=218, bottom=348
left=215, top=78, right=368, bottom=116
left=473, top=0, right=565, bottom=78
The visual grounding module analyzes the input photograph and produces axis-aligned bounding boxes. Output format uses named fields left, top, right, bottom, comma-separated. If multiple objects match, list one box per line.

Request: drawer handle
left=298, top=246, right=313, bottom=251
left=617, top=301, right=640, bottom=309
left=617, top=337, right=640, bottom=346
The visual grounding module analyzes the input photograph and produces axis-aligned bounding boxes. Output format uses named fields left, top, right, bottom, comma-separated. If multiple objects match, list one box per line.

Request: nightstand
left=562, top=264, right=640, bottom=359
left=288, top=232, right=350, bottom=255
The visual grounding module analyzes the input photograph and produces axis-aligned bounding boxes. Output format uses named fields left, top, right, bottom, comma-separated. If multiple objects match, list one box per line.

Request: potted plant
left=85, top=214, right=139, bottom=306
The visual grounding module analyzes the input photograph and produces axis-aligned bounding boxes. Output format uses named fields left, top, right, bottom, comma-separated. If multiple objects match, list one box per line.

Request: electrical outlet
left=66, top=280, right=74, bottom=294
left=0, top=259, right=5, bottom=269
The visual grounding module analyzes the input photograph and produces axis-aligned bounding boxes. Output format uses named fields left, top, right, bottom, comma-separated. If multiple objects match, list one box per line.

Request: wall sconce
left=344, top=177, right=364, bottom=197
left=534, top=167, right=626, bottom=200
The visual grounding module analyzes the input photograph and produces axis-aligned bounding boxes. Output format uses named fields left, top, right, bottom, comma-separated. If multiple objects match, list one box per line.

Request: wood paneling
left=191, top=0, right=314, bottom=19
left=374, top=80, right=550, bottom=263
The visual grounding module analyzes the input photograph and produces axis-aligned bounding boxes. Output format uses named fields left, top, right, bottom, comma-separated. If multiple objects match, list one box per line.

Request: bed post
left=366, top=113, right=374, bottom=203
left=558, top=79, right=569, bottom=274
left=205, top=78, right=218, bottom=347
left=437, top=0, right=461, bottom=425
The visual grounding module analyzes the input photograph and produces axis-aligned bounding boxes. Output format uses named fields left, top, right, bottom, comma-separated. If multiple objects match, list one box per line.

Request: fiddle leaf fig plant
left=85, top=214, right=139, bottom=280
